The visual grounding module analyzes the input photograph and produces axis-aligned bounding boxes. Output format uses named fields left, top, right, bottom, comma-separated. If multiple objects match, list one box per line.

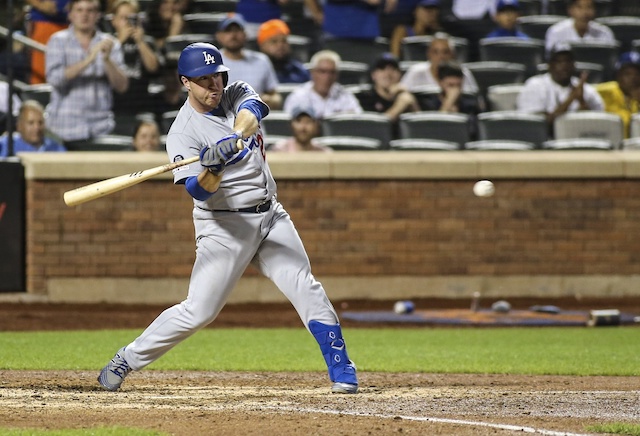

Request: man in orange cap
left=257, top=19, right=310, bottom=84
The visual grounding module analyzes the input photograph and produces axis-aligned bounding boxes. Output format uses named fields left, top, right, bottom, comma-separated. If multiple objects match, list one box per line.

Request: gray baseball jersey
left=122, top=81, right=340, bottom=370
left=167, top=81, right=277, bottom=212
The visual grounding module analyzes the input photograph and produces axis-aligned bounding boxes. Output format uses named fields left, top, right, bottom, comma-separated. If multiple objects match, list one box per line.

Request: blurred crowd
left=1, top=0, right=640, bottom=154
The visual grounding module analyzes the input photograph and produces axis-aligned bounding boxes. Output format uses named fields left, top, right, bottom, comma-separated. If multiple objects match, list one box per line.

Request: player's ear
left=180, top=75, right=190, bottom=90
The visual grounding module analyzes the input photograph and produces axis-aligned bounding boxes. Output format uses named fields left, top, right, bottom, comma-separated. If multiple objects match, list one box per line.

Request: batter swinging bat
left=63, top=156, right=199, bottom=207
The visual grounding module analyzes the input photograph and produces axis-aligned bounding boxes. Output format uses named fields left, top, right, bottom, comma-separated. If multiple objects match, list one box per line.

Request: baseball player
left=98, top=43, right=358, bottom=394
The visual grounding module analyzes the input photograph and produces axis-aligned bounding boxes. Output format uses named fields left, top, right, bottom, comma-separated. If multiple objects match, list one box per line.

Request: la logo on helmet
left=203, top=51, right=217, bottom=65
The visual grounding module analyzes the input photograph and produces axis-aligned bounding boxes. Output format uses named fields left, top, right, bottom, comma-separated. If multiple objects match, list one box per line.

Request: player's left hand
left=215, top=131, right=243, bottom=162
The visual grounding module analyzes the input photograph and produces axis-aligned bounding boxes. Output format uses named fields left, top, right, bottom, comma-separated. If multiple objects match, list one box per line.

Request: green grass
left=586, top=422, right=640, bottom=435
left=1, top=327, right=639, bottom=375
left=0, top=428, right=167, bottom=436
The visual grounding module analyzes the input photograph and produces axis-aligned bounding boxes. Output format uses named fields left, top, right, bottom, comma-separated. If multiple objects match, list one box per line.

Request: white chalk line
left=265, top=406, right=595, bottom=436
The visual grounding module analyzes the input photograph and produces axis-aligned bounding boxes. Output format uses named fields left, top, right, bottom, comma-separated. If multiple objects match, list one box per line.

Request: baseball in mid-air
left=473, top=180, right=495, bottom=197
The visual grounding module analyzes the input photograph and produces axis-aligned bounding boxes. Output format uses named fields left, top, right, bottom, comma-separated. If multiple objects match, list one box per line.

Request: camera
left=127, top=14, right=139, bottom=26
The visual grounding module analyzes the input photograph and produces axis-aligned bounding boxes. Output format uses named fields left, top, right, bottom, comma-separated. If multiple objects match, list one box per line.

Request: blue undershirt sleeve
left=185, top=175, right=215, bottom=201
left=239, top=99, right=270, bottom=123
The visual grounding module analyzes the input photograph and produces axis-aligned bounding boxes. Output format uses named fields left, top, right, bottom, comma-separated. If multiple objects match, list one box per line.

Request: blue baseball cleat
left=309, top=320, right=359, bottom=394
left=98, top=347, right=132, bottom=391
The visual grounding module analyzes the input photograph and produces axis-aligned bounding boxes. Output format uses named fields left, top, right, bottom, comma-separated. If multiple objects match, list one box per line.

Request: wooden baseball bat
left=63, top=156, right=199, bottom=207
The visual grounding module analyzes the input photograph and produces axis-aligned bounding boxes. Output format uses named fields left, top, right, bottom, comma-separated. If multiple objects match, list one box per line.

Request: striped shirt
left=45, top=26, right=125, bottom=141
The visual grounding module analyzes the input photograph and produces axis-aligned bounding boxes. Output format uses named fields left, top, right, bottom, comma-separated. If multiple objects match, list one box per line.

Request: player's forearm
left=198, top=170, right=223, bottom=193
left=234, top=108, right=260, bottom=138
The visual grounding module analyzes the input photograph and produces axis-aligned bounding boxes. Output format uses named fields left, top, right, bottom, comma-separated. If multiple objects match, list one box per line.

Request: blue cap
left=615, top=51, right=640, bottom=71
left=417, top=0, right=441, bottom=7
left=218, top=13, right=246, bottom=31
left=496, top=0, right=520, bottom=11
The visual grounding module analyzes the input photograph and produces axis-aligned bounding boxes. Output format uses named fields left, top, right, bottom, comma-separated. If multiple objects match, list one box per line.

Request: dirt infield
left=1, top=297, right=639, bottom=435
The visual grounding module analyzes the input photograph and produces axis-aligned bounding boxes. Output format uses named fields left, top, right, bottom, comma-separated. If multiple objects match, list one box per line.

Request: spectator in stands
left=485, top=0, right=530, bottom=40
left=544, top=0, right=615, bottom=55
left=110, top=0, right=161, bottom=115
left=421, top=61, right=479, bottom=114
left=0, top=100, right=66, bottom=157
left=25, top=0, right=70, bottom=84
left=145, top=0, right=184, bottom=50
left=357, top=53, right=419, bottom=135
left=257, top=19, right=311, bottom=84
left=283, top=50, right=363, bottom=118
left=45, top=0, right=129, bottom=149
left=445, top=0, right=496, bottom=62
left=132, top=119, right=162, bottom=151
left=389, top=0, right=443, bottom=59
left=517, top=44, right=604, bottom=132
left=216, top=14, right=282, bottom=110
left=596, top=52, right=640, bottom=139
left=319, top=0, right=398, bottom=41
left=270, top=106, right=332, bottom=152
left=236, top=0, right=288, bottom=40
left=400, top=32, right=479, bottom=93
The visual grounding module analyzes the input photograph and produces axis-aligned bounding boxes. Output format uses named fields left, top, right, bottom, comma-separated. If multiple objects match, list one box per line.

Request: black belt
left=215, top=200, right=272, bottom=213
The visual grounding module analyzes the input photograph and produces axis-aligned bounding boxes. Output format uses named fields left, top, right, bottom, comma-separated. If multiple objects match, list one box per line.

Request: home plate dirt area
left=1, top=297, right=639, bottom=436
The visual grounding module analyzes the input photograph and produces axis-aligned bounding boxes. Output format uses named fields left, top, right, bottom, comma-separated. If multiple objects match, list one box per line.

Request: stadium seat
left=622, top=137, right=640, bottom=150
left=398, top=112, right=470, bottom=147
left=541, top=138, right=614, bottom=150
left=630, top=114, right=640, bottom=138
left=323, top=37, right=390, bottom=64
left=261, top=111, right=292, bottom=137
left=547, top=0, right=613, bottom=16
left=595, top=16, right=640, bottom=53
left=113, top=112, right=156, bottom=137
left=553, top=111, right=624, bottom=149
left=161, top=110, right=180, bottom=135
left=287, top=34, right=313, bottom=63
left=463, top=61, right=526, bottom=101
left=400, top=35, right=469, bottom=63
left=486, top=84, right=524, bottom=111
left=568, top=40, right=620, bottom=81
left=182, top=12, right=228, bottom=34
left=517, top=15, right=564, bottom=40
left=337, top=61, right=370, bottom=85
left=19, top=83, right=52, bottom=107
left=275, top=83, right=300, bottom=100
left=322, top=112, right=393, bottom=148
left=70, top=135, right=134, bottom=151
left=478, top=37, right=546, bottom=78
left=517, top=0, right=543, bottom=16
left=477, top=111, right=548, bottom=148
left=190, top=0, right=237, bottom=13
left=464, top=140, right=535, bottom=150
left=389, top=138, right=460, bottom=151
left=165, top=34, right=216, bottom=60
left=314, top=136, right=382, bottom=151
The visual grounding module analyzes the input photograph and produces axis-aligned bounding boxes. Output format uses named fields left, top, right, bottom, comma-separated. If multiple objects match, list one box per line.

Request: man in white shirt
left=283, top=50, right=363, bottom=119
left=400, top=33, right=479, bottom=94
left=544, top=0, right=615, bottom=54
left=517, top=44, right=604, bottom=130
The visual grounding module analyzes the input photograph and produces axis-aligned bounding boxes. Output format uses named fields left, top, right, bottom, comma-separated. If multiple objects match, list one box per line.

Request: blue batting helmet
left=178, top=43, right=230, bottom=79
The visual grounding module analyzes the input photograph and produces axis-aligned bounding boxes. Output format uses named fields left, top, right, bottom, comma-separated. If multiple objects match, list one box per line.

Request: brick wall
left=25, top=177, right=640, bottom=295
